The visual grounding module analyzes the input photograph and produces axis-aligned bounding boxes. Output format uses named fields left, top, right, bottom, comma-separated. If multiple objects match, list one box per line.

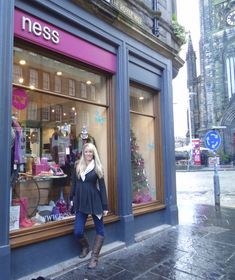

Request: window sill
left=133, top=201, right=166, bottom=216
left=10, top=214, right=119, bottom=248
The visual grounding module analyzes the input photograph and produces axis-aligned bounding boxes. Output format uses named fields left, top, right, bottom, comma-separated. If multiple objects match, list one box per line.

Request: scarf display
left=81, top=160, right=94, bottom=181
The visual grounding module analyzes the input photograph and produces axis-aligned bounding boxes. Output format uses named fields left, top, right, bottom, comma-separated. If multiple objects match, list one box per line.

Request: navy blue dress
left=71, top=169, right=108, bottom=215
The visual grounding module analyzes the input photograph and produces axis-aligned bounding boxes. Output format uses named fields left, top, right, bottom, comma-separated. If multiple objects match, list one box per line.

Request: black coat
left=70, top=169, right=108, bottom=215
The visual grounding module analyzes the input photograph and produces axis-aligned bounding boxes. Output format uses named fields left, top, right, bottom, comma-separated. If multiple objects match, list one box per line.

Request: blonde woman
left=70, top=143, right=108, bottom=269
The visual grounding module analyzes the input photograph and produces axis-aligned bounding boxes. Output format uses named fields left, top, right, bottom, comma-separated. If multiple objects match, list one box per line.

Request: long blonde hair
left=76, top=143, right=104, bottom=178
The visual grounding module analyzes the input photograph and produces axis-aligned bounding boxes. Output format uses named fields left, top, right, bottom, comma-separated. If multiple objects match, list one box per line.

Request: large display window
left=10, top=45, right=112, bottom=233
left=130, top=84, right=163, bottom=210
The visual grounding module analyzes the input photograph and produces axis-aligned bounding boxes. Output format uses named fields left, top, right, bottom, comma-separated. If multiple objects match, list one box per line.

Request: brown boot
left=88, top=235, right=104, bottom=269
left=78, top=236, right=89, bottom=258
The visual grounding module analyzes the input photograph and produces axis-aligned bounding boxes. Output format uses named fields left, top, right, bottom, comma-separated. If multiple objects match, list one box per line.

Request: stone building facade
left=0, top=1, right=184, bottom=279
left=187, top=0, right=235, bottom=156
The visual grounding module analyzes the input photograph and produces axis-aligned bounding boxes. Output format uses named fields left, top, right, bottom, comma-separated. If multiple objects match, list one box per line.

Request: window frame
left=129, top=82, right=165, bottom=216
left=10, top=41, right=118, bottom=248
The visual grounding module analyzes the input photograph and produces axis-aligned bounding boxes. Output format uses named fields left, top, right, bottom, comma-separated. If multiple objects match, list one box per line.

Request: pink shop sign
left=14, top=9, right=116, bottom=73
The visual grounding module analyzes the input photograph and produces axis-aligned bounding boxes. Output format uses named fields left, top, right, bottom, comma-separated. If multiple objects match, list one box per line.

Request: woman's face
left=84, top=147, right=94, bottom=163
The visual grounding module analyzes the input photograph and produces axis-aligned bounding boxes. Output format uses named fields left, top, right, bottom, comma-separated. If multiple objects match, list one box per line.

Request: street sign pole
left=204, top=130, right=221, bottom=209
left=213, top=151, right=220, bottom=209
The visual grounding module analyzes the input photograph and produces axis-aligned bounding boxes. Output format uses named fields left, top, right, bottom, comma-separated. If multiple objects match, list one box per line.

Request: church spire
left=186, top=33, right=197, bottom=90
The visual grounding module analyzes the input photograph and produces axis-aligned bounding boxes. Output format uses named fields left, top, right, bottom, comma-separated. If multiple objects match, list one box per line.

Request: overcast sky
left=173, top=0, right=200, bottom=138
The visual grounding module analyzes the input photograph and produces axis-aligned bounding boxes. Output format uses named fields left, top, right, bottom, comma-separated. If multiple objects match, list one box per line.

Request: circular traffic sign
left=204, top=130, right=221, bottom=151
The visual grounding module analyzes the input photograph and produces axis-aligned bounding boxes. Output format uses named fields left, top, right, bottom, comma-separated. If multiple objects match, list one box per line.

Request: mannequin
left=77, top=126, right=96, bottom=159
left=11, top=116, right=26, bottom=166
left=11, top=116, right=33, bottom=228
left=11, top=115, right=26, bottom=184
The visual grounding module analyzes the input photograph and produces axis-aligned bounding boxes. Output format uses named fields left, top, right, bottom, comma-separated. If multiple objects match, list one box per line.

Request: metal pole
left=213, top=151, right=220, bottom=209
left=0, top=1, right=14, bottom=279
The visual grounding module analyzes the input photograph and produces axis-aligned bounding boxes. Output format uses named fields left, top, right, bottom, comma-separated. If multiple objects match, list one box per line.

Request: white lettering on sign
left=21, top=16, right=60, bottom=44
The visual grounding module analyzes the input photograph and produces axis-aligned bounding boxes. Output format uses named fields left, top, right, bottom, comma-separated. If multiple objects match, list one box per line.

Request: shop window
left=54, top=75, right=62, bottom=93
left=68, top=79, right=76, bottom=97
left=11, top=46, right=112, bottom=236
left=90, top=84, right=96, bottom=101
left=13, top=65, right=23, bottom=84
left=54, top=105, right=62, bottom=122
left=42, top=72, right=50, bottom=91
left=41, top=105, right=50, bottom=121
left=130, top=84, right=163, bottom=208
left=29, top=69, right=39, bottom=88
left=27, top=101, right=38, bottom=120
left=80, top=82, right=87, bottom=99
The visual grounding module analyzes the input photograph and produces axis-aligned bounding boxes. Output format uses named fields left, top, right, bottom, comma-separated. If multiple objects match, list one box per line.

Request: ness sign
left=21, top=15, right=60, bottom=44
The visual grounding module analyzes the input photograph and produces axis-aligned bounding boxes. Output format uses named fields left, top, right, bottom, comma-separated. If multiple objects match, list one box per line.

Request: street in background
left=176, top=170, right=235, bottom=208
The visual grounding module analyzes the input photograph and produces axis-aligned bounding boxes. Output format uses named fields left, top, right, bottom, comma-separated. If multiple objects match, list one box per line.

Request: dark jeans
left=74, top=211, right=104, bottom=239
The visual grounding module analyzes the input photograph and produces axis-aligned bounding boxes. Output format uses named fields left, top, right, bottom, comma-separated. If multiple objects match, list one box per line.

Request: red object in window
left=192, top=139, right=201, bottom=166
left=12, top=88, right=29, bottom=110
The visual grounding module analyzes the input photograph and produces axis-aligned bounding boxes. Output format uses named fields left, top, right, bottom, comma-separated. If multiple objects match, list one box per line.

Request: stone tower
left=186, top=34, right=200, bottom=139
left=188, top=0, right=235, bottom=155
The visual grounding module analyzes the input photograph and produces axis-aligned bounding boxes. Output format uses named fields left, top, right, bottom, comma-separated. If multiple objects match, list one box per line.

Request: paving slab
left=44, top=205, right=235, bottom=280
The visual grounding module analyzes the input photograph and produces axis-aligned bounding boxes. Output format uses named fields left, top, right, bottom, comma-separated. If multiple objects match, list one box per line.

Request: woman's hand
left=103, top=210, right=108, bottom=216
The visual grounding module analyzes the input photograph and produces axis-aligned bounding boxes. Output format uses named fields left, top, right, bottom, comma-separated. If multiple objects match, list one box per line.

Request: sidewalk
left=42, top=204, right=235, bottom=280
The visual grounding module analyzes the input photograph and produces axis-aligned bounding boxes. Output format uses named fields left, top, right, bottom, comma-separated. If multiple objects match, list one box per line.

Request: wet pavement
left=46, top=170, right=235, bottom=280
left=176, top=170, right=235, bottom=207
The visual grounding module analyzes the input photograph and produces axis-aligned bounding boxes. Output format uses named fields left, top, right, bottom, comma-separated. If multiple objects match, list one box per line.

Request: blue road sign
left=204, top=130, right=221, bottom=151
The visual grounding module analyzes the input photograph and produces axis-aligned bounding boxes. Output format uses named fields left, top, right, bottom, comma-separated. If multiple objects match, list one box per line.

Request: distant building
left=186, top=0, right=235, bottom=155
left=175, top=136, right=187, bottom=148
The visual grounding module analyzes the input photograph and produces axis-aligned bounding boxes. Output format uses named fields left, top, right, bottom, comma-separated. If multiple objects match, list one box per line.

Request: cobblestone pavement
left=43, top=170, right=235, bottom=280
left=50, top=205, right=235, bottom=280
